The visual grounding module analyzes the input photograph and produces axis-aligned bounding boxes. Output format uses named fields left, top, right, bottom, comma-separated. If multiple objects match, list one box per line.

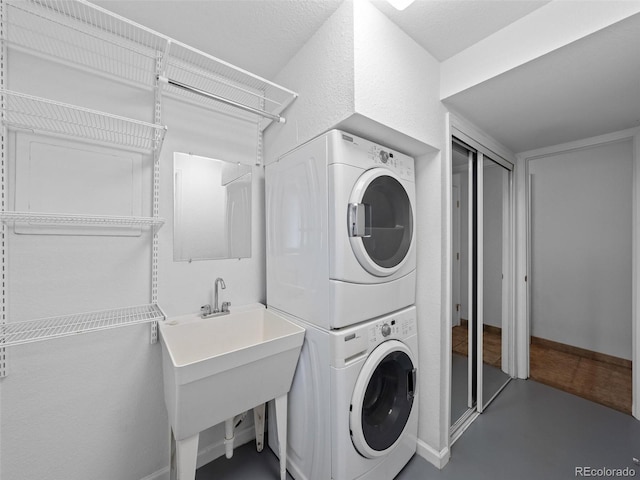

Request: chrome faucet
left=213, top=277, right=226, bottom=313
left=200, top=277, right=231, bottom=318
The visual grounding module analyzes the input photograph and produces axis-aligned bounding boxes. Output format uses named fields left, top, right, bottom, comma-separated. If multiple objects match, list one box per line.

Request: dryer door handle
left=407, top=367, right=417, bottom=401
left=348, top=203, right=371, bottom=237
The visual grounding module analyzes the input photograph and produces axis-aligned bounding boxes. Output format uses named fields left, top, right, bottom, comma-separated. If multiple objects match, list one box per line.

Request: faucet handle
left=221, top=301, right=231, bottom=313
left=200, top=304, right=212, bottom=316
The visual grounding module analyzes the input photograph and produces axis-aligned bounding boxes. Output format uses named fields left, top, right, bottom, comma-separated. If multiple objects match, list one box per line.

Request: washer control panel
left=332, top=306, right=416, bottom=367
left=367, top=311, right=416, bottom=346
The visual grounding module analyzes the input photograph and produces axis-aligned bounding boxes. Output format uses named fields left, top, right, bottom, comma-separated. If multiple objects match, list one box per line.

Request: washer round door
left=347, top=168, right=414, bottom=277
left=350, top=340, right=417, bottom=458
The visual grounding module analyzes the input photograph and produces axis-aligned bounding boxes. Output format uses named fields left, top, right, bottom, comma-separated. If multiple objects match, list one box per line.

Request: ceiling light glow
left=386, top=0, right=415, bottom=11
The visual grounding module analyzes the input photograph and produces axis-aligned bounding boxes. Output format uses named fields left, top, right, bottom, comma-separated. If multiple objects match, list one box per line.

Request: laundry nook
left=0, top=1, right=639, bottom=480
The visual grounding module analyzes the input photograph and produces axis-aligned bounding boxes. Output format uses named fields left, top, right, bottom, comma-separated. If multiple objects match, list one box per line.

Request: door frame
left=515, top=126, right=640, bottom=420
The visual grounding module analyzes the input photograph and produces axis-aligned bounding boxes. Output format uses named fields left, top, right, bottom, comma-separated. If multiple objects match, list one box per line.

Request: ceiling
left=93, top=0, right=640, bottom=154
left=444, top=11, right=640, bottom=153
left=370, top=0, right=550, bottom=61
left=92, top=0, right=344, bottom=80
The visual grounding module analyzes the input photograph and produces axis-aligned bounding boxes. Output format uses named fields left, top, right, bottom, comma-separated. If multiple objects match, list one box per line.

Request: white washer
left=266, top=130, right=416, bottom=329
left=268, top=306, right=418, bottom=480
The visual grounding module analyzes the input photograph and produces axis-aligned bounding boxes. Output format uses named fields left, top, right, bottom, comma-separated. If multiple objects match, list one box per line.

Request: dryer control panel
left=367, top=145, right=414, bottom=181
left=330, top=130, right=415, bottom=182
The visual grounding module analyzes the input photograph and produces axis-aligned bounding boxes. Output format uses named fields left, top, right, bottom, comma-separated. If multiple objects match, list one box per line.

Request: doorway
left=527, top=138, right=633, bottom=414
left=450, top=134, right=514, bottom=438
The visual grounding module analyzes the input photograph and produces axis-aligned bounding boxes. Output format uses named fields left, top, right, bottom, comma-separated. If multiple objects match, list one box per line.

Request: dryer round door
left=350, top=340, right=417, bottom=458
left=347, top=168, right=414, bottom=277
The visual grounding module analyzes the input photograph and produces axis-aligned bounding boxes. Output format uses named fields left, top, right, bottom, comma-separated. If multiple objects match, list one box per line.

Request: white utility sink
left=159, top=303, right=304, bottom=480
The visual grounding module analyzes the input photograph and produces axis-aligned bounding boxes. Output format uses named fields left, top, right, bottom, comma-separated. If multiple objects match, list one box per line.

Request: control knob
left=379, top=150, right=389, bottom=163
left=381, top=323, right=391, bottom=337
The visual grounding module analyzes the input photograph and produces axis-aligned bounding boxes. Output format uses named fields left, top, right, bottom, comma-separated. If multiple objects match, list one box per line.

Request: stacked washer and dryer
left=265, top=130, right=418, bottom=480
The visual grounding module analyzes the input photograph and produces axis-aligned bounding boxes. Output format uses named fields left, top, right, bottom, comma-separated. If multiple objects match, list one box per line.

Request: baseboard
left=139, top=425, right=256, bottom=480
left=140, top=466, right=169, bottom=480
left=416, top=439, right=450, bottom=469
left=531, top=335, right=632, bottom=368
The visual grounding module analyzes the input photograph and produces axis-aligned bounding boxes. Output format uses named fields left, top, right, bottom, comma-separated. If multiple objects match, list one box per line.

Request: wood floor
left=529, top=336, right=632, bottom=414
left=452, top=323, right=502, bottom=369
left=451, top=323, right=632, bottom=415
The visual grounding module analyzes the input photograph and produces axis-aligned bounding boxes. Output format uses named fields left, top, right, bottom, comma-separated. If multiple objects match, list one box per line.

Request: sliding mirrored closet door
left=477, top=152, right=512, bottom=412
left=451, top=136, right=514, bottom=434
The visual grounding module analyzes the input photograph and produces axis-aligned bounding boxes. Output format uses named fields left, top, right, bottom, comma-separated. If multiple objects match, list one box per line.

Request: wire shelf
left=0, top=211, right=165, bottom=227
left=0, top=304, right=166, bottom=347
left=5, top=0, right=165, bottom=85
left=4, top=0, right=298, bottom=129
left=0, top=89, right=167, bottom=152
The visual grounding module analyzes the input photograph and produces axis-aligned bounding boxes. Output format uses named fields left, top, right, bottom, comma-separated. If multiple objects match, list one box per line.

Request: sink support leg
left=275, top=394, right=288, bottom=480
left=253, top=403, right=266, bottom=452
left=169, top=426, right=176, bottom=480
left=171, top=432, right=199, bottom=480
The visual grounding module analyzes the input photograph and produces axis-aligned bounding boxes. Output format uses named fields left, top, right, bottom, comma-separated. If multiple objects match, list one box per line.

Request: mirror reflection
left=481, top=157, right=511, bottom=409
left=173, top=152, right=252, bottom=262
left=451, top=141, right=473, bottom=427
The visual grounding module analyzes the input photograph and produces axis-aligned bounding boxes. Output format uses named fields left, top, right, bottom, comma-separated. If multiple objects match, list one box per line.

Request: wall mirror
left=173, top=152, right=252, bottom=261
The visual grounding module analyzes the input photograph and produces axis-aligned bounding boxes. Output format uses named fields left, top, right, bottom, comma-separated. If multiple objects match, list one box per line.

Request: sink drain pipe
left=224, top=412, right=247, bottom=459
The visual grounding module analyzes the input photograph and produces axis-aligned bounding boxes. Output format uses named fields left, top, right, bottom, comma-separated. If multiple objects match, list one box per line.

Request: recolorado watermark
left=575, top=466, right=636, bottom=477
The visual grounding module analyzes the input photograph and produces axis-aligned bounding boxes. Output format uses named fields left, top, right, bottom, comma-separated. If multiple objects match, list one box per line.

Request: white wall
left=1, top=47, right=264, bottom=480
left=528, top=138, right=633, bottom=359
left=263, top=0, right=355, bottom=163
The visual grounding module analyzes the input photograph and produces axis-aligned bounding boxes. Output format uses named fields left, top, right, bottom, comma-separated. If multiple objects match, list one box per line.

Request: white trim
left=517, top=127, right=640, bottom=160
left=139, top=466, right=169, bottom=480
left=476, top=152, right=484, bottom=413
left=416, top=439, right=451, bottom=469
left=442, top=128, right=453, bottom=449
left=515, top=156, right=530, bottom=379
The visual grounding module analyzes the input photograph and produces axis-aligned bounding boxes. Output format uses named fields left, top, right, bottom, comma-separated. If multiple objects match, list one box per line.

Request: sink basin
left=159, top=303, right=305, bottom=441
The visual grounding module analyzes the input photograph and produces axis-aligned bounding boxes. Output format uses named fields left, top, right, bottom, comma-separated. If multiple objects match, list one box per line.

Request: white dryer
left=268, top=306, right=418, bottom=480
left=266, top=130, right=416, bottom=329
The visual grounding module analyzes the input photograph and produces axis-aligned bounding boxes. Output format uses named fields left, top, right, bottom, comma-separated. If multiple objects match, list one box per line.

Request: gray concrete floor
left=197, top=379, right=640, bottom=480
